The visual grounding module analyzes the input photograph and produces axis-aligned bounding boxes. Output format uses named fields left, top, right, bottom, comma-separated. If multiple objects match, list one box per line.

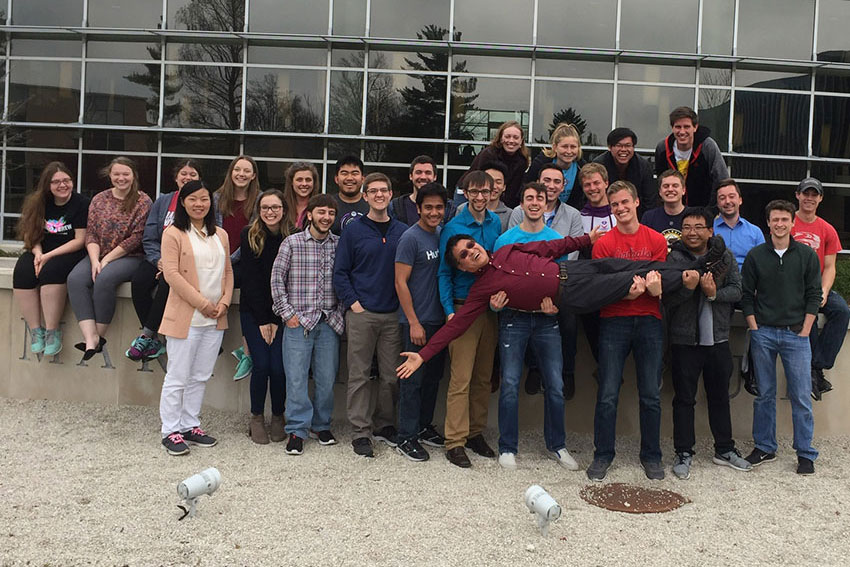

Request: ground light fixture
left=177, top=467, right=221, bottom=520
left=525, top=484, right=561, bottom=536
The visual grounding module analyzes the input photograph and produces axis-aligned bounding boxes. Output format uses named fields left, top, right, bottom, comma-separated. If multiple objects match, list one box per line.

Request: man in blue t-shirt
left=394, top=183, right=449, bottom=462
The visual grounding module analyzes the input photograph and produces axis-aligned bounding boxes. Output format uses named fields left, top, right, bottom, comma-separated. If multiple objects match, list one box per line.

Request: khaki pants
left=345, top=309, right=401, bottom=437
left=444, top=309, right=497, bottom=450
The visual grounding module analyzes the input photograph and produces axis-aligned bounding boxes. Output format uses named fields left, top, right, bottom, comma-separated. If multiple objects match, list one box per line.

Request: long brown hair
left=216, top=155, right=260, bottom=218
left=247, top=189, right=286, bottom=256
left=490, top=120, right=530, bottom=166
left=100, top=156, right=142, bottom=214
left=283, top=161, right=319, bottom=234
left=17, top=161, right=74, bottom=249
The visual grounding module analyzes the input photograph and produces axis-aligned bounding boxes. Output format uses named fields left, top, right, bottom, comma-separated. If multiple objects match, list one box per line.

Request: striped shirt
left=271, top=228, right=344, bottom=334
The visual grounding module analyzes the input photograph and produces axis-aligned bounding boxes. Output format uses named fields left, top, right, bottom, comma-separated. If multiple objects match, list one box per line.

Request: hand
left=682, top=270, right=700, bottom=290
left=91, top=260, right=102, bottom=282
left=409, top=322, right=426, bottom=347
left=587, top=226, right=602, bottom=244
left=260, top=323, right=278, bottom=345
left=446, top=313, right=455, bottom=322
left=212, top=302, right=228, bottom=319
left=798, top=330, right=810, bottom=338
left=350, top=301, right=365, bottom=314
left=33, top=252, right=44, bottom=277
left=700, top=272, right=717, bottom=298
left=645, top=270, right=662, bottom=297
left=489, top=290, right=509, bottom=311
left=540, top=296, right=559, bottom=314
left=286, top=315, right=300, bottom=328
left=199, top=301, right=218, bottom=319
left=157, top=259, right=163, bottom=272
left=821, top=288, right=829, bottom=308
left=626, top=275, right=646, bottom=300
left=396, top=352, right=424, bottom=379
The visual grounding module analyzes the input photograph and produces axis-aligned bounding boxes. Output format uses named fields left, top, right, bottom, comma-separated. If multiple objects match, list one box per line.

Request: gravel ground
left=2, top=397, right=850, bottom=566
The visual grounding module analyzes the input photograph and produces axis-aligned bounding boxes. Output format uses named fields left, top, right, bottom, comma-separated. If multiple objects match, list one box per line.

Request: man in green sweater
left=741, top=200, right=822, bottom=475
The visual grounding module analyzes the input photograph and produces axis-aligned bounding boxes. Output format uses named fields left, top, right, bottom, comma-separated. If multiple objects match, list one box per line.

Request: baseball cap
left=796, top=177, right=823, bottom=195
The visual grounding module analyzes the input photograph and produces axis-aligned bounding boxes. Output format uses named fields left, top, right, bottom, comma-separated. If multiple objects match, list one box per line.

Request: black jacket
left=593, top=151, right=656, bottom=215
left=654, top=126, right=729, bottom=207
left=238, top=225, right=284, bottom=325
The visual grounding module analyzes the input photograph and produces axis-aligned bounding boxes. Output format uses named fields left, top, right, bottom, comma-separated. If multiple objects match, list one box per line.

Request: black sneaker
left=811, top=369, right=823, bottom=401
left=797, top=457, right=815, bottom=475
left=285, top=433, right=304, bottom=455
left=352, top=436, right=374, bottom=457
left=309, top=430, right=338, bottom=446
left=641, top=460, right=665, bottom=480
left=418, top=425, right=445, bottom=448
left=396, top=439, right=430, bottom=462
left=182, top=427, right=217, bottom=447
left=162, top=432, right=190, bottom=455
left=814, top=367, right=833, bottom=395
left=465, top=434, right=496, bottom=458
left=745, top=448, right=776, bottom=466
left=373, top=425, right=398, bottom=447
left=586, top=458, right=611, bottom=482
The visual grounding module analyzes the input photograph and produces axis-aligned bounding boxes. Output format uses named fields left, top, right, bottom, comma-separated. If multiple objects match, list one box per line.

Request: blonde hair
left=490, top=120, right=530, bottom=166
left=216, top=155, right=260, bottom=218
left=543, top=123, right=582, bottom=161
left=247, top=189, right=286, bottom=256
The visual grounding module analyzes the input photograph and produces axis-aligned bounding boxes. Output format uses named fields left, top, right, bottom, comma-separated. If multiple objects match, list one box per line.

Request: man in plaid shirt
left=272, top=194, right=345, bottom=455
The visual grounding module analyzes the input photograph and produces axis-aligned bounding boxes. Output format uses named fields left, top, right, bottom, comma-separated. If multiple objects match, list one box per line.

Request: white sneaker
left=498, top=452, right=517, bottom=470
left=549, top=448, right=580, bottom=471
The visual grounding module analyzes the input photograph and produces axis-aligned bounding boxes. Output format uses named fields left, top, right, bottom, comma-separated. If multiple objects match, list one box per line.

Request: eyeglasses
left=50, top=178, right=73, bottom=186
left=457, top=239, right=476, bottom=260
left=260, top=205, right=283, bottom=212
left=466, top=189, right=492, bottom=197
left=681, top=225, right=708, bottom=233
left=365, top=187, right=390, bottom=195
left=613, top=143, right=634, bottom=150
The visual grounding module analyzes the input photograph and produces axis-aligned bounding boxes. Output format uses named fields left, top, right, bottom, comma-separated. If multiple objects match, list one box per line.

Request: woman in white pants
left=158, top=180, right=234, bottom=456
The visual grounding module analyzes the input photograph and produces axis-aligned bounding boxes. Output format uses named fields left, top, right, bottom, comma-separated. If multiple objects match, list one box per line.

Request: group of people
left=13, top=105, right=848, bottom=480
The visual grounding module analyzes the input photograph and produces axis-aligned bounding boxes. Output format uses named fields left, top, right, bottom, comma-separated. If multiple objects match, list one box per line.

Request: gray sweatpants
left=67, top=256, right=144, bottom=324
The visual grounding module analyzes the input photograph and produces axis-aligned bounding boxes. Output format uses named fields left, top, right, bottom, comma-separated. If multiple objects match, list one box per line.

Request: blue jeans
left=241, top=311, right=285, bottom=416
left=594, top=316, right=663, bottom=463
left=283, top=321, right=340, bottom=439
left=398, top=323, right=446, bottom=442
left=810, top=290, right=850, bottom=371
left=750, top=326, right=818, bottom=460
left=498, top=310, right=565, bottom=455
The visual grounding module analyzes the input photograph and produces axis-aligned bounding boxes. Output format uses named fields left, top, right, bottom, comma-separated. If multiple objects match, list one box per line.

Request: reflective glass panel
left=458, top=54, right=531, bottom=76
left=533, top=81, right=613, bottom=147
left=332, top=0, right=366, bottom=35
left=811, top=162, right=850, bottom=185
left=248, top=46, right=327, bottom=66
left=736, top=69, right=810, bottom=90
left=369, top=50, right=448, bottom=72
left=727, top=157, right=806, bottom=182
left=13, top=0, right=84, bottom=26
left=536, top=0, right=616, bottom=48
left=83, top=130, right=158, bottom=153
left=161, top=157, right=232, bottom=195
left=817, top=0, right=850, bottom=60
left=737, top=0, right=814, bottom=60
left=84, top=62, right=160, bottom=127
left=243, top=137, right=324, bottom=160
left=450, top=77, right=530, bottom=142
left=616, top=85, right=695, bottom=148
left=620, top=0, right=697, bottom=53
left=700, top=0, right=734, bottom=55
left=732, top=92, right=809, bottom=156
left=364, top=165, right=411, bottom=196
left=536, top=58, right=613, bottom=80
left=163, top=64, right=243, bottom=130
left=364, top=142, right=444, bottom=169
left=87, top=41, right=160, bottom=60
left=365, top=73, right=446, bottom=139
left=166, top=40, right=243, bottom=63
left=87, top=0, right=162, bottom=28
left=619, top=64, right=695, bottom=84
left=162, top=133, right=240, bottom=155
left=167, top=0, right=244, bottom=31
left=700, top=66, right=732, bottom=86
left=250, top=0, right=328, bottom=34
left=9, top=61, right=82, bottom=123
left=11, top=39, right=82, bottom=58
left=448, top=143, right=485, bottom=166
left=328, top=70, right=363, bottom=135
left=245, top=68, right=326, bottom=133
left=370, top=0, right=450, bottom=40
left=816, top=68, right=850, bottom=93
left=3, top=151, right=80, bottom=219
left=813, top=95, right=850, bottom=159
left=453, top=0, right=533, bottom=44
left=80, top=154, right=157, bottom=201
left=6, top=128, right=78, bottom=149
left=698, top=89, right=731, bottom=151
left=332, top=49, right=364, bottom=67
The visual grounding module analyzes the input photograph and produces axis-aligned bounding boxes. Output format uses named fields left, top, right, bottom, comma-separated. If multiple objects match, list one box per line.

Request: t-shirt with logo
left=580, top=203, right=617, bottom=235
left=641, top=206, right=686, bottom=251
left=592, top=224, right=668, bottom=319
left=673, top=146, right=692, bottom=178
left=395, top=223, right=444, bottom=325
left=331, top=194, right=370, bottom=235
left=42, top=192, right=90, bottom=253
left=792, top=216, right=841, bottom=274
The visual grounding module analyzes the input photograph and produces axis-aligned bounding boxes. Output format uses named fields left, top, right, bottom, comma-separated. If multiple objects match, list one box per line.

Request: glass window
left=736, top=182, right=794, bottom=233
left=728, top=157, right=806, bottom=182
left=536, top=0, right=616, bottom=48
left=813, top=95, right=850, bottom=159
left=732, top=92, right=809, bottom=156
left=163, top=64, right=243, bottom=130
left=737, top=0, right=814, bottom=60
left=698, top=89, right=731, bottom=151
left=815, top=68, right=850, bottom=93
left=167, top=0, right=244, bottom=31
left=161, top=157, right=232, bottom=195
left=536, top=57, right=613, bottom=80
left=619, top=63, right=695, bottom=84
left=817, top=0, right=850, bottom=60
left=364, top=142, right=444, bottom=168
left=369, top=0, right=450, bottom=40
left=11, top=39, right=82, bottom=58
left=80, top=154, right=158, bottom=201
left=166, top=40, right=243, bottom=63
left=245, top=68, right=326, bottom=133
left=533, top=81, right=613, bottom=147
left=12, top=0, right=83, bottom=26
left=448, top=143, right=486, bottom=166
left=333, top=0, right=366, bottom=36
left=620, top=0, right=697, bottom=53
left=616, top=85, right=695, bottom=148
left=248, top=46, right=327, bottom=66
left=369, top=50, right=448, bottom=72
left=810, top=162, right=850, bottom=185
left=87, top=41, right=161, bottom=60
left=700, top=0, right=734, bottom=55
left=8, top=61, right=82, bottom=124
left=453, top=0, right=533, bottom=44
left=87, top=0, right=162, bottom=29
left=3, top=151, right=80, bottom=221
left=364, top=165, right=412, bottom=195
left=162, top=133, right=239, bottom=156
left=451, top=77, right=530, bottom=142
left=250, top=0, right=328, bottom=34
left=700, top=66, right=732, bottom=87
left=736, top=68, right=810, bottom=90
left=84, top=62, right=160, bottom=127
left=6, top=127, right=78, bottom=149
left=328, top=70, right=363, bottom=135
left=83, top=130, right=158, bottom=153
left=457, top=54, right=531, bottom=76
left=332, top=49, right=364, bottom=67
left=243, top=137, right=324, bottom=160
left=365, top=73, right=446, bottom=139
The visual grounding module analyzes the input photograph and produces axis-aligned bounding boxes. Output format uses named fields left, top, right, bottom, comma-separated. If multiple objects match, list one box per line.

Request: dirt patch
left=580, top=483, right=690, bottom=513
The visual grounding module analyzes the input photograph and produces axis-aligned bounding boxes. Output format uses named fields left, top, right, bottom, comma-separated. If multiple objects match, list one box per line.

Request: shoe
left=233, top=347, right=252, bottom=381
left=142, top=337, right=166, bottom=360
left=524, top=368, right=542, bottom=395
left=125, top=334, right=150, bottom=361
left=811, top=369, right=822, bottom=401
left=30, top=327, right=46, bottom=354
left=549, top=448, right=579, bottom=471
left=586, top=458, right=611, bottom=482
left=182, top=427, right=217, bottom=447
left=76, top=337, right=106, bottom=361
left=418, top=424, right=445, bottom=448
left=162, top=432, right=190, bottom=455
left=713, top=449, right=752, bottom=471
left=813, top=367, right=833, bottom=397
left=248, top=414, right=269, bottom=445
left=396, top=439, right=430, bottom=462
left=43, top=329, right=63, bottom=356
left=352, top=436, right=374, bottom=457
left=309, top=430, right=338, bottom=445
left=672, top=452, right=693, bottom=480
left=285, top=433, right=304, bottom=455
left=641, top=460, right=665, bottom=480
left=465, top=434, right=496, bottom=458
left=796, top=457, right=815, bottom=475
left=744, top=448, right=776, bottom=467
left=498, top=452, right=517, bottom=470
left=269, top=415, right=285, bottom=443
left=446, top=446, right=471, bottom=468
left=373, top=425, right=398, bottom=447
left=563, top=372, right=575, bottom=401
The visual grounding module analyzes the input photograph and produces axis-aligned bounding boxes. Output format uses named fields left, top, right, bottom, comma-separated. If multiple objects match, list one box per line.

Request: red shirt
left=418, top=234, right=590, bottom=362
left=792, top=216, right=840, bottom=274
left=222, top=198, right=247, bottom=252
left=592, top=224, right=667, bottom=319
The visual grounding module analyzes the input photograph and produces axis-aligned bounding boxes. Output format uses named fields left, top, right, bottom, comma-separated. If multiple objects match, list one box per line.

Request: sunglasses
left=457, top=239, right=475, bottom=260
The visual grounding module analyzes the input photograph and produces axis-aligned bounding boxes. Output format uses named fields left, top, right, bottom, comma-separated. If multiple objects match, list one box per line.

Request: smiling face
left=417, top=195, right=446, bottom=231
left=334, top=164, right=363, bottom=198
left=109, top=163, right=134, bottom=192
left=231, top=159, right=256, bottom=190
left=681, top=215, right=712, bottom=253
left=582, top=172, right=608, bottom=207
left=183, top=188, right=211, bottom=223
left=554, top=136, right=580, bottom=166
left=538, top=167, right=565, bottom=204
left=796, top=188, right=822, bottom=216
left=409, top=163, right=436, bottom=191
left=49, top=170, right=74, bottom=204
left=716, top=184, right=742, bottom=219
left=483, top=168, right=505, bottom=204
left=452, top=238, right=489, bottom=272
left=520, top=188, right=546, bottom=222
left=464, top=182, right=491, bottom=214
left=259, top=194, right=284, bottom=229
left=175, top=166, right=199, bottom=190
left=292, top=169, right=314, bottom=199
left=659, top=174, right=685, bottom=205
left=768, top=209, right=793, bottom=241
left=609, top=189, right=639, bottom=226
left=609, top=136, right=635, bottom=167
left=308, top=205, right=336, bottom=236
left=671, top=117, right=696, bottom=151
left=363, top=180, right=391, bottom=213
left=500, top=126, right=523, bottom=154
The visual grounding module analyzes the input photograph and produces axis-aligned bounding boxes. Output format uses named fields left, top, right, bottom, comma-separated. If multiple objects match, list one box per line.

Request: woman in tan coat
left=158, top=180, right=234, bottom=456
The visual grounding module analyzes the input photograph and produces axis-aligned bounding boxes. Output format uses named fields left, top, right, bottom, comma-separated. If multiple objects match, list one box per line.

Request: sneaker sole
left=548, top=452, right=580, bottom=471
left=395, top=446, right=428, bottom=462
left=373, top=436, right=398, bottom=448
left=44, top=346, right=62, bottom=356
left=163, top=445, right=190, bottom=456
left=419, top=438, right=445, bottom=448
left=309, top=432, right=338, bottom=446
left=672, top=469, right=691, bottom=480
left=285, top=448, right=303, bottom=455
left=498, top=456, right=517, bottom=470
left=712, top=456, right=752, bottom=472
left=746, top=456, right=776, bottom=467
left=587, top=471, right=608, bottom=482
left=184, top=440, right=217, bottom=448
